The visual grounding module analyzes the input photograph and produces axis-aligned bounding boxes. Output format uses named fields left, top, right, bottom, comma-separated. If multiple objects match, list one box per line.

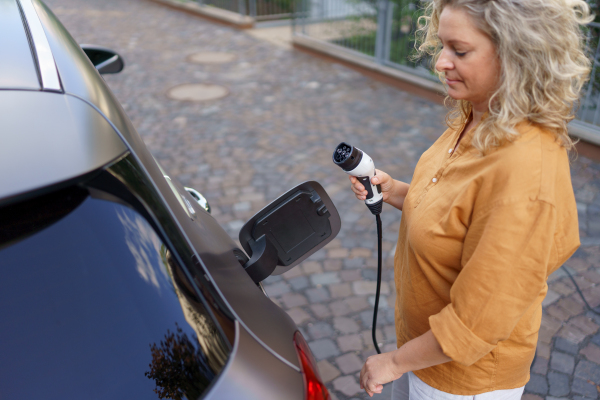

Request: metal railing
left=292, top=0, right=600, bottom=140
left=293, top=0, right=435, bottom=80
left=577, top=22, right=600, bottom=129
left=197, top=0, right=294, bottom=20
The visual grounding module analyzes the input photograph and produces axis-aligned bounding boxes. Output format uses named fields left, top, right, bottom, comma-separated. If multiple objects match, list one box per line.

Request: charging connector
left=333, top=142, right=384, bottom=354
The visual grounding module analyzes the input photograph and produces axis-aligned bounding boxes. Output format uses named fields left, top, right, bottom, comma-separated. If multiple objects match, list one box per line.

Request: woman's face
left=435, top=6, right=500, bottom=111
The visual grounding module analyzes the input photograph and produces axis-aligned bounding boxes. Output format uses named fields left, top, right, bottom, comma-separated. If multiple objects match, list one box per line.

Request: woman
left=350, top=0, right=592, bottom=398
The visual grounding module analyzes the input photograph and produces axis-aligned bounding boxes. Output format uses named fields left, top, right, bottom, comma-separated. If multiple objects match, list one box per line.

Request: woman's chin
left=446, top=89, right=466, bottom=101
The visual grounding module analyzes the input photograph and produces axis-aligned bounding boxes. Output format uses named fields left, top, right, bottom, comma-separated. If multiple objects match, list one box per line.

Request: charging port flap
left=239, top=181, right=341, bottom=282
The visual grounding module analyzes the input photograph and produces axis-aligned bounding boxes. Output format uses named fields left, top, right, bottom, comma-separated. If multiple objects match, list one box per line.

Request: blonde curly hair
left=416, top=0, right=593, bottom=153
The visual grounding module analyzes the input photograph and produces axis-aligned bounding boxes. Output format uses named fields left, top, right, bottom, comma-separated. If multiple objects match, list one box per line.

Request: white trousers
left=391, top=372, right=525, bottom=400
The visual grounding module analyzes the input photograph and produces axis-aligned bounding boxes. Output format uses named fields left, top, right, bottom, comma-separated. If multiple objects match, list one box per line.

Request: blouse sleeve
left=429, top=198, right=557, bottom=366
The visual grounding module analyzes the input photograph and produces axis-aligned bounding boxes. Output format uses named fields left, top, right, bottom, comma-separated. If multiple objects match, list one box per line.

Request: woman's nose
left=435, top=49, right=453, bottom=72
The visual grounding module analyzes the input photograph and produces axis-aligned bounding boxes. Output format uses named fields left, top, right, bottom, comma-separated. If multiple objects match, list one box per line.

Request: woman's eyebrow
left=437, top=35, right=470, bottom=46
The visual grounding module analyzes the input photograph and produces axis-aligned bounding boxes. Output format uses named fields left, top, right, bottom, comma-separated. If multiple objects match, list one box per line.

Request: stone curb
left=292, top=34, right=600, bottom=148
left=292, top=34, right=445, bottom=97
left=146, top=0, right=255, bottom=29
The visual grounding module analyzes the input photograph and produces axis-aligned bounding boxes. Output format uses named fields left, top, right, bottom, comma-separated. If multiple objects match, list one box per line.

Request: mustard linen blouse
left=394, top=120, right=580, bottom=394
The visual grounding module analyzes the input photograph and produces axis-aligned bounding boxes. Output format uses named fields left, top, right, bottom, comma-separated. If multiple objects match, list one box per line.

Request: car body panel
left=34, top=0, right=143, bottom=148
left=164, top=171, right=303, bottom=370
left=0, top=0, right=40, bottom=90
left=34, top=0, right=305, bottom=369
left=0, top=90, right=127, bottom=203
left=207, top=322, right=304, bottom=400
left=3, top=0, right=307, bottom=384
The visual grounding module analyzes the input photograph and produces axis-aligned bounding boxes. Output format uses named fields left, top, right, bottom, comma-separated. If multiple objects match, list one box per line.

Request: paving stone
left=264, top=274, right=283, bottom=284
left=309, top=339, right=341, bottom=360
left=344, top=258, right=365, bottom=269
left=584, top=270, right=600, bottom=284
left=525, top=374, right=548, bottom=395
left=537, top=342, right=551, bottom=359
left=352, top=280, right=390, bottom=296
left=302, top=261, right=323, bottom=275
left=384, top=325, right=397, bottom=342
left=350, top=248, right=372, bottom=258
left=328, top=392, right=340, bottom=400
left=310, top=303, right=331, bottom=319
left=572, top=378, right=599, bottom=399
left=334, top=317, right=360, bottom=334
left=360, top=310, right=386, bottom=328
left=547, top=304, right=574, bottom=321
left=361, top=329, right=384, bottom=349
left=531, top=356, right=549, bottom=375
left=556, top=296, right=586, bottom=317
left=521, top=395, right=544, bottom=400
left=544, top=290, right=562, bottom=307
left=332, top=375, right=361, bottom=397
left=346, top=296, right=370, bottom=312
left=362, top=269, right=378, bottom=281
left=576, top=360, right=600, bottom=384
left=548, top=371, right=570, bottom=397
left=330, top=300, right=352, bottom=317
left=280, top=292, right=308, bottom=308
left=550, top=280, right=576, bottom=297
left=581, top=343, right=600, bottom=363
left=566, top=257, right=593, bottom=272
left=282, top=267, right=304, bottom=279
left=263, top=281, right=291, bottom=297
left=368, top=295, right=389, bottom=308
left=328, top=248, right=349, bottom=259
left=546, top=397, right=569, bottom=400
left=557, top=325, right=588, bottom=344
left=317, top=359, right=341, bottom=383
left=287, top=307, right=311, bottom=325
left=583, top=286, right=600, bottom=310
left=555, top=337, right=580, bottom=355
left=340, top=270, right=363, bottom=282
left=288, top=276, right=310, bottom=290
left=335, top=352, right=363, bottom=374
left=310, top=272, right=341, bottom=286
left=330, top=283, right=352, bottom=298
left=570, top=315, right=600, bottom=336
left=550, top=351, right=575, bottom=374
left=309, top=322, right=335, bottom=339
left=337, top=334, right=363, bottom=352
left=306, top=287, right=331, bottom=303
left=323, top=259, right=343, bottom=271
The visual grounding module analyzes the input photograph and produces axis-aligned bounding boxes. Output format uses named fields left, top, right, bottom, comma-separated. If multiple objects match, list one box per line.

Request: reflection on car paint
left=146, top=322, right=214, bottom=400
left=117, top=208, right=171, bottom=291
left=0, top=193, right=229, bottom=399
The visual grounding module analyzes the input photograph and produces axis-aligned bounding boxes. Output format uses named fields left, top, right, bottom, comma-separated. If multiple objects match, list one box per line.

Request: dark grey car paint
left=207, top=322, right=304, bottom=400
left=0, top=91, right=127, bottom=202
left=34, top=0, right=303, bottom=371
left=0, top=0, right=40, bottom=90
left=11, top=0, right=303, bottom=374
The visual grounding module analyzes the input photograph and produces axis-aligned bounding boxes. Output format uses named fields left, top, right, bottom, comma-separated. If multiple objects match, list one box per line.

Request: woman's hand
left=349, top=169, right=410, bottom=211
left=359, top=331, right=451, bottom=396
left=359, top=350, right=404, bottom=397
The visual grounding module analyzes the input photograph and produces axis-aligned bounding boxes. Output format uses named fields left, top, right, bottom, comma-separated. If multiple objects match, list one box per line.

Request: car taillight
left=293, top=331, right=331, bottom=400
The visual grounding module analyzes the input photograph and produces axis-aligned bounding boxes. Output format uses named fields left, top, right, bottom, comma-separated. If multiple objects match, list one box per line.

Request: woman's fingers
left=349, top=175, right=367, bottom=200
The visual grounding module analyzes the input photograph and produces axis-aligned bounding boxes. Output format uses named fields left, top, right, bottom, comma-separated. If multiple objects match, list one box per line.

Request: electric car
left=0, top=0, right=340, bottom=399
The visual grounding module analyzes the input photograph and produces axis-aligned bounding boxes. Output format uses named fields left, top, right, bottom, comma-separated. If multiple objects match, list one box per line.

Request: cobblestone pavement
left=46, top=0, right=600, bottom=398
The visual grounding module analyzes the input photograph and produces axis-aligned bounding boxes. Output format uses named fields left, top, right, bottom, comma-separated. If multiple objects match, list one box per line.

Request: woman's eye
left=455, top=51, right=467, bottom=57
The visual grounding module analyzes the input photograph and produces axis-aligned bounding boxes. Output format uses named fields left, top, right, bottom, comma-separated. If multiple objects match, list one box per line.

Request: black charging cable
left=332, top=141, right=385, bottom=354
left=373, top=214, right=383, bottom=354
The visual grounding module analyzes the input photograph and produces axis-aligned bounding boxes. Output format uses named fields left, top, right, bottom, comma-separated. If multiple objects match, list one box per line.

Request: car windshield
left=0, top=186, right=229, bottom=400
